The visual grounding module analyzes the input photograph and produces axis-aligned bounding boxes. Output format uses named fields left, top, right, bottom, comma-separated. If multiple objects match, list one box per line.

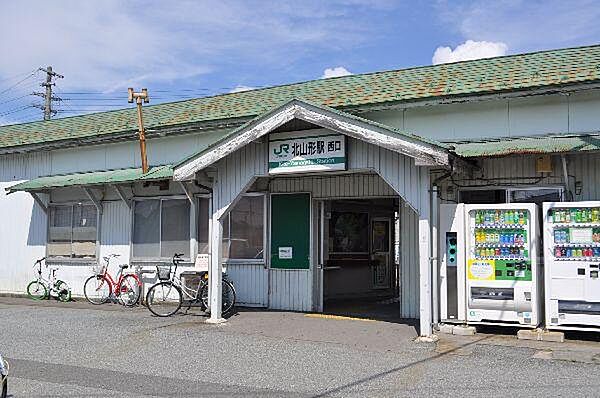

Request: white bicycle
left=26, top=257, right=71, bottom=302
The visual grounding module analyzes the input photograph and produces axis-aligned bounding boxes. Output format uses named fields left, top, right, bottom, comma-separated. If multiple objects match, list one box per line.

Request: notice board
left=270, top=193, right=310, bottom=269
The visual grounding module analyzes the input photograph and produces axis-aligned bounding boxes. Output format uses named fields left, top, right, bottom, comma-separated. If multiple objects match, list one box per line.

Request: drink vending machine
left=542, top=201, right=600, bottom=331
left=464, top=204, right=541, bottom=326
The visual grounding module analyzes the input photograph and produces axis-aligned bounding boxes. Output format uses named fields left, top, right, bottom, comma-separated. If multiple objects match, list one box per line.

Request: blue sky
left=1, top=0, right=600, bottom=125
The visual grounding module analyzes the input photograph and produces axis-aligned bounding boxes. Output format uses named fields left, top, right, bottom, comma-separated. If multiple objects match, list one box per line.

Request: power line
left=0, top=93, right=31, bottom=106
left=0, top=70, right=38, bottom=97
left=0, top=105, right=34, bottom=117
left=0, top=69, right=37, bottom=84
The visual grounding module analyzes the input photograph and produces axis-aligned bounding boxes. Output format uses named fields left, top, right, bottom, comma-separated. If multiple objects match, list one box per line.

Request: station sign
left=268, top=130, right=346, bottom=175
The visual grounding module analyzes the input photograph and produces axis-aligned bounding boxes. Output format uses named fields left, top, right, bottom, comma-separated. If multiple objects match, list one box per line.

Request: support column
left=418, top=172, right=433, bottom=337
left=207, top=179, right=225, bottom=324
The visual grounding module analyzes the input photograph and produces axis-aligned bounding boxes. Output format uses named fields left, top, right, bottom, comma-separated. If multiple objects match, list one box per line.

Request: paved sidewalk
left=1, top=297, right=599, bottom=397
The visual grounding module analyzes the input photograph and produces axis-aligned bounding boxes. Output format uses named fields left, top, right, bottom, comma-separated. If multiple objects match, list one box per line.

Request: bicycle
left=83, top=254, right=141, bottom=307
left=145, top=253, right=236, bottom=317
left=26, top=257, right=71, bottom=302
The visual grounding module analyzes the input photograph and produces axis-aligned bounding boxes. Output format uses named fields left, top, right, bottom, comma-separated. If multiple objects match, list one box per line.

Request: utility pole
left=128, top=88, right=150, bottom=173
left=33, top=66, right=64, bottom=121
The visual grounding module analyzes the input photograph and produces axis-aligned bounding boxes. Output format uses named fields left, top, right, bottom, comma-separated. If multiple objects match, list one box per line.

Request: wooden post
left=128, top=88, right=150, bottom=174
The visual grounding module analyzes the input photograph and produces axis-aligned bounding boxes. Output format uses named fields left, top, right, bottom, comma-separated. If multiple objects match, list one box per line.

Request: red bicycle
left=83, top=254, right=141, bottom=307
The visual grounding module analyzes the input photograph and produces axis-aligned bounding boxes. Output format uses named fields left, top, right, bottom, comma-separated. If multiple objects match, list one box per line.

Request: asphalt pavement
left=1, top=297, right=599, bottom=397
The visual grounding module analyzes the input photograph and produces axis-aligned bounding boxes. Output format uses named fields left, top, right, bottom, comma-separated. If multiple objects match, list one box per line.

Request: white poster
left=278, top=247, right=293, bottom=259
left=269, top=130, right=346, bottom=174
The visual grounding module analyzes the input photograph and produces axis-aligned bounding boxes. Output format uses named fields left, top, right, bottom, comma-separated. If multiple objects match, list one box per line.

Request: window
left=459, top=189, right=507, bottom=204
left=197, top=197, right=210, bottom=255
left=222, top=195, right=264, bottom=260
left=132, top=199, right=190, bottom=259
left=330, top=212, right=369, bottom=253
left=509, top=188, right=562, bottom=204
left=48, top=204, right=97, bottom=259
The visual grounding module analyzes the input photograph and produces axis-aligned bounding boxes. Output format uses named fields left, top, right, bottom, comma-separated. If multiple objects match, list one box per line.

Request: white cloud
left=435, top=1, right=600, bottom=52
left=432, top=40, right=508, bottom=64
left=0, top=1, right=383, bottom=92
left=321, top=66, right=353, bottom=79
left=229, top=85, right=256, bottom=93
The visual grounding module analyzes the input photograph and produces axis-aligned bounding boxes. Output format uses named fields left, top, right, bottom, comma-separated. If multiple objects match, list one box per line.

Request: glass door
left=371, top=218, right=391, bottom=289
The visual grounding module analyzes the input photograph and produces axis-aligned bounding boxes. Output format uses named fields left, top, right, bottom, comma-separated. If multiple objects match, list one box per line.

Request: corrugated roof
left=451, top=134, right=600, bottom=157
left=6, top=165, right=173, bottom=193
left=1, top=44, right=600, bottom=151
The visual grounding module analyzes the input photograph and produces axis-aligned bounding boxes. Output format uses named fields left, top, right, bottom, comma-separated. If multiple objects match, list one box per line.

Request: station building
left=2, top=45, right=600, bottom=336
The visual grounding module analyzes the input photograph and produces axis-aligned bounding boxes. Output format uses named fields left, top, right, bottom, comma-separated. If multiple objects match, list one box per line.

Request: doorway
left=316, top=198, right=400, bottom=321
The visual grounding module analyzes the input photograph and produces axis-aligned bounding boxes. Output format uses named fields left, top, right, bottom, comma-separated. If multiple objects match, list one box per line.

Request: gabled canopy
left=174, top=99, right=460, bottom=181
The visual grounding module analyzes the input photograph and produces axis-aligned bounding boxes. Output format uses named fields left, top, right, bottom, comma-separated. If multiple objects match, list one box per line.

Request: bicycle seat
left=119, top=264, right=129, bottom=269
left=49, top=266, right=59, bottom=271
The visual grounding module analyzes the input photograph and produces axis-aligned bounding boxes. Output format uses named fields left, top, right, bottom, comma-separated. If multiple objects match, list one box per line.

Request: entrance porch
left=173, top=99, right=464, bottom=336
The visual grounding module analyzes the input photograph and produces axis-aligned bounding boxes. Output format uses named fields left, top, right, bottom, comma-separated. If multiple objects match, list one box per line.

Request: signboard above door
left=268, top=129, right=347, bottom=175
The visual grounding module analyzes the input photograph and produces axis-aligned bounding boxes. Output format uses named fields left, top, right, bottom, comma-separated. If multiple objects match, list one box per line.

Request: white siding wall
left=400, top=204, right=420, bottom=318
left=226, top=263, right=268, bottom=307
left=0, top=153, right=50, bottom=293
left=347, top=138, right=428, bottom=214
left=366, top=91, right=600, bottom=142
left=268, top=269, right=312, bottom=311
left=99, top=200, right=132, bottom=267
left=269, top=173, right=397, bottom=198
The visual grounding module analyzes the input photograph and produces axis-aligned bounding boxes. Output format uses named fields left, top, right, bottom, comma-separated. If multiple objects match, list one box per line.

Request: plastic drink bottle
left=555, top=247, right=562, bottom=257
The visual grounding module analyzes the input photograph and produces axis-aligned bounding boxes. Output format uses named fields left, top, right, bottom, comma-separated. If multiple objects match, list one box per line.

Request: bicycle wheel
left=200, top=280, right=236, bottom=315
left=54, top=280, right=71, bottom=302
left=146, top=282, right=182, bottom=317
left=117, top=274, right=141, bottom=307
left=83, top=275, right=111, bottom=305
left=222, top=280, right=236, bottom=315
left=27, top=280, right=47, bottom=300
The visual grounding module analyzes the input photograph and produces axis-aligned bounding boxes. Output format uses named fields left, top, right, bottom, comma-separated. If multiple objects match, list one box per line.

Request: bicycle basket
left=91, top=264, right=106, bottom=276
left=156, top=266, right=171, bottom=281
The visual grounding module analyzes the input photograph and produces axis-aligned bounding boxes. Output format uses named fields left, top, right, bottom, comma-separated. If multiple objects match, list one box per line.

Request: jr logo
left=273, top=143, right=289, bottom=157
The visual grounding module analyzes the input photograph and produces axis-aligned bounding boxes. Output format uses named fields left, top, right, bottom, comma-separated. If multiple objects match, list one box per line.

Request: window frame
left=130, top=195, right=192, bottom=263
left=46, top=201, right=99, bottom=262
left=222, top=193, right=267, bottom=264
left=458, top=186, right=564, bottom=204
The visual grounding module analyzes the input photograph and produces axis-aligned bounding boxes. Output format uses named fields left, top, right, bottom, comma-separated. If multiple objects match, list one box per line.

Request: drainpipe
left=561, top=155, right=571, bottom=201
left=430, top=172, right=449, bottom=329
left=430, top=185, right=439, bottom=327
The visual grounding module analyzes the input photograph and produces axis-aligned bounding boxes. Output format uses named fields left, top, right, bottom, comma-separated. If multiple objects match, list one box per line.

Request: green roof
left=452, top=134, right=600, bottom=157
left=1, top=44, right=600, bottom=151
left=6, top=165, right=173, bottom=193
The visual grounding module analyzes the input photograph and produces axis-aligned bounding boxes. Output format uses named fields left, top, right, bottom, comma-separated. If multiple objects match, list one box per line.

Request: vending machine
left=464, top=204, right=541, bottom=327
left=543, top=201, right=600, bottom=331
